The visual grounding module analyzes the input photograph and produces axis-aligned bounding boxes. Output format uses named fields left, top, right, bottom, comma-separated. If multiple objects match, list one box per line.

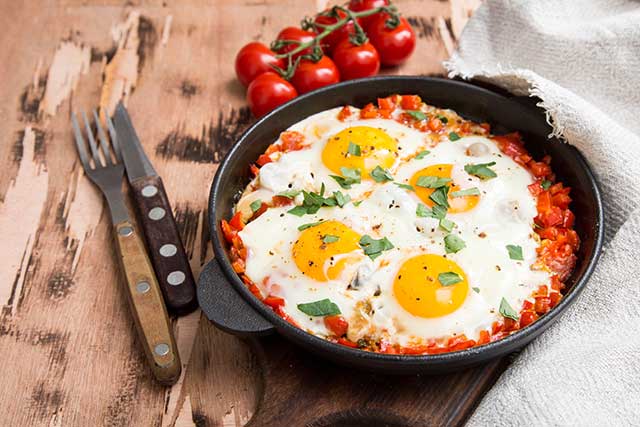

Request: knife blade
left=113, top=102, right=197, bottom=315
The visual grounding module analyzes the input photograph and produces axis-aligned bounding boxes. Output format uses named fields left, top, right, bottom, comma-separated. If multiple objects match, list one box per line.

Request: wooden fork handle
left=114, top=220, right=181, bottom=385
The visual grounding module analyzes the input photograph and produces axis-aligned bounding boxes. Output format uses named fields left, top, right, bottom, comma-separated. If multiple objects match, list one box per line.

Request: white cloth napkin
left=444, top=1, right=640, bottom=425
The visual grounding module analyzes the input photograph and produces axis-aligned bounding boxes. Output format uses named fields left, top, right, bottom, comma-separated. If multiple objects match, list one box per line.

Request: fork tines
left=71, top=109, right=122, bottom=171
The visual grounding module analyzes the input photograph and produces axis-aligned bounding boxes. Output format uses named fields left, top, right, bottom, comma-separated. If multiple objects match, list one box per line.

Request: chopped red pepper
left=324, top=315, right=349, bottom=337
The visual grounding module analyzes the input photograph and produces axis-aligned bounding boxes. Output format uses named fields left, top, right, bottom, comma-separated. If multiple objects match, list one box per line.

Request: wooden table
left=0, top=1, right=480, bottom=425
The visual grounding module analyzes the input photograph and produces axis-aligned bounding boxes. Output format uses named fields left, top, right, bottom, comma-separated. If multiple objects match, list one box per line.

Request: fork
left=72, top=109, right=181, bottom=385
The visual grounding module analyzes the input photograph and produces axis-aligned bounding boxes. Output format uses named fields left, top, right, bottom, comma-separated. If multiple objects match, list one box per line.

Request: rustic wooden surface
left=0, top=1, right=480, bottom=426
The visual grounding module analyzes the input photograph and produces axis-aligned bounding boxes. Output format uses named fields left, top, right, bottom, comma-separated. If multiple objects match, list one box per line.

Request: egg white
left=237, top=108, right=552, bottom=346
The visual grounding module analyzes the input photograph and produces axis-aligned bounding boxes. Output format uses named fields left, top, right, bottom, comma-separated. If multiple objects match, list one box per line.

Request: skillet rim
left=208, top=75, right=604, bottom=367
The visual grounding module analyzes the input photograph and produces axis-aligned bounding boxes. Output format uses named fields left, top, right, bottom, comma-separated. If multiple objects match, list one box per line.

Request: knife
left=113, top=103, right=197, bottom=315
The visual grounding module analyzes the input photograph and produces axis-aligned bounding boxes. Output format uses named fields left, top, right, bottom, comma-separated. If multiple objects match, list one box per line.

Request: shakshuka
left=221, top=94, right=579, bottom=355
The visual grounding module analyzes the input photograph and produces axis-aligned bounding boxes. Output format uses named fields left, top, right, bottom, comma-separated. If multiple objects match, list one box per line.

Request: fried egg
left=236, top=106, right=553, bottom=348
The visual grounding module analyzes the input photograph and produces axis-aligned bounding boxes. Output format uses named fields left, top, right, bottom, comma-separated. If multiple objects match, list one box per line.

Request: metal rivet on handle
left=148, top=207, right=166, bottom=220
left=136, top=281, right=150, bottom=294
left=159, top=244, right=177, bottom=257
left=119, top=226, right=133, bottom=236
left=154, top=343, right=170, bottom=356
left=141, top=185, right=158, bottom=197
left=167, top=271, right=185, bottom=286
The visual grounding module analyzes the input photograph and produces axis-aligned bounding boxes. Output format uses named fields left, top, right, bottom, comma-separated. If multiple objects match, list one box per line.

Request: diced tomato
left=492, top=321, right=503, bottom=335
left=220, top=220, right=236, bottom=243
left=360, top=103, right=378, bottom=119
left=519, top=311, right=537, bottom=327
left=530, top=161, right=551, bottom=178
left=256, top=153, right=273, bottom=166
left=250, top=164, right=260, bottom=176
left=535, top=297, right=551, bottom=314
left=401, top=345, right=431, bottom=355
left=324, top=315, right=349, bottom=336
left=337, top=105, right=352, bottom=121
left=528, top=182, right=543, bottom=196
left=522, top=300, right=534, bottom=311
left=550, top=275, right=564, bottom=291
left=552, top=193, right=572, bottom=209
left=460, top=122, right=471, bottom=133
left=263, top=295, right=285, bottom=308
left=562, top=210, right=575, bottom=228
left=249, top=202, right=268, bottom=221
left=537, top=285, right=549, bottom=296
left=229, top=212, right=244, bottom=231
left=537, top=191, right=552, bottom=212
left=538, top=227, right=558, bottom=240
left=273, top=305, right=299, bottom=327
left=231, top=259, right=245, bottom=273
left=400, top=95, right=421, bottom=110
left=378, top=108, right=392, bottom=119
left=503, top=317, right=518, bottom=331
left=337, top=337, right=359, bottom=348
left=377, top=96, right=397, bottom=110
left=427, top=117, right=443, bottom=132
left=242, top=276, right=263, bottom=300
left=272, top=195, right=293, bottom=207
left=477, top=330, right=490, bottom=345
left=280, top=131, right=305, bottom=152
left=537, top=206, right=563, bottom=228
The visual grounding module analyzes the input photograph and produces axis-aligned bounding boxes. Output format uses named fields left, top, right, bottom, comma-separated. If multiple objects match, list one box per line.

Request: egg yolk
left=322, top=126, right=398, bottom=178
left=409, top=164, right=479, bottom=213
left=393, top=254, right=468, bottom=318
left=292, top=220, right=361, bottom=282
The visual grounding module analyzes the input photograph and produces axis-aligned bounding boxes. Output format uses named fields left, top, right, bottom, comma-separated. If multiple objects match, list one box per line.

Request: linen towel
left=444, top=1, right=640, bottom=425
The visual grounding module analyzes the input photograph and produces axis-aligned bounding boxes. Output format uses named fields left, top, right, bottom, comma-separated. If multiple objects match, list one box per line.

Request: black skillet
left=198, top=76, right=603, bottom=374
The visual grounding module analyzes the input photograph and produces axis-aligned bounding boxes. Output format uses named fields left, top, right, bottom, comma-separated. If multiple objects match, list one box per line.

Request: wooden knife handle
left=114, top=220, right=181, bottom=385
left=129, top=175, right=197, bottom=315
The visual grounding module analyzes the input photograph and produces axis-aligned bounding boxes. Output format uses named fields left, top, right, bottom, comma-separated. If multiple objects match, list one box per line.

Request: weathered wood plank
left=0, top=1, right=477, bottom=426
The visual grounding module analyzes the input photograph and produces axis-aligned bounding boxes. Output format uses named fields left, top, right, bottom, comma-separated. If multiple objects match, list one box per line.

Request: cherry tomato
left=290, top=56, right=340, bottom=94
left=367, top=15, right=416, bottom=66
left=274, top=27, right=318, bottom=59
left=234, top=42, right=285, bottom=87
left=348, top=0, right=389, bottom=30
left=314, top=9, right=355, bottom=54
left=332, top=39, right=380, bottom=80
left=246, top=72, right=298, bottom=118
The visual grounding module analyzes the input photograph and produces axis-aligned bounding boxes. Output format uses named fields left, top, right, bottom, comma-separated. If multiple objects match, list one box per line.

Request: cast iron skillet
left=198, top=76, right=604, bottom=374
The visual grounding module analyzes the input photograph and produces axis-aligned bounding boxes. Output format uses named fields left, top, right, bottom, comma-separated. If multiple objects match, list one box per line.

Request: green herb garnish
left=506, top=244, right=524, bottom=261
left=333, top=191, right=350, bottom=207
left=438, top=272, right=463, bottom=286
left=448, top=132, right=461, bottom=141
left=406, top=110, right=427, bottom=121
left=395, top=182, right=415, bottom=191
left=297, top=299, right=341, bottom=316
left=370, top=166, right=393, bottom=183
left=250, top=200, right=262, bottom=212
left=465, top=162, right=497, bottom=180
left=541, top=180, right=552, bottom=190
left=472, top=287, right=480, bottom=293
left=438, top=115, right=448, bottom=124
left=359, top=235, right=394, bottom=260
left=298, top=220, right=324, bottom=231
left=499, top=297, right=519, bottom=321
left=415, top=150, right=430, bottom=159
left=439, top=218, right=455, bottom=232
left=277, top=189, right=301, bottom=199
left=444, top=234, right=466, bottom=253
left=429, top=186, right=450, bottom=207
left=323, top=234, right=339, bottom=243
left=451, top=187, right=480, bottom=197
left=287, top=205, right=308, bottom=216
left=416, top=175, right=452, bottom=189
left=330, top=167, right=362, bottom=189
left=416, top=203, right=431, bottom=218
left=348, top=142, right=361, bottom=156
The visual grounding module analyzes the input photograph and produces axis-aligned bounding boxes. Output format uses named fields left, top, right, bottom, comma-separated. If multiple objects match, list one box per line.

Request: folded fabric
left=445, top=0, right=640, bottom=425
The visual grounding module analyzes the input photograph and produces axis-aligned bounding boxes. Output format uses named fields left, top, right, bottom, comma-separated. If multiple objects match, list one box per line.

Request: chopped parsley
left=287, top=186, right=345, bottom=216
left=438, top=272, right=463, bottom=286
left=472, top=287, right=480, bottom=293
left=297, top=298, right=341, bottom=316
left=416, top=175, right=452, bottom=189
left=465, top=162, right=497, bottom=180
left=448, top=132, right=461, bottom=141
left=415, top=150, right=430, bottom=159
left=429, top=186, right=450, bottom=208
left=451, top=187, right=480, bottom=197
left=333, top=191, right=351, bottom=207
left=347, top=142, right=361, bottom=156
left=322, top=234, right=339, bottom=243
left=395, top=182, right=415, bottom=191
left=277, top=189, right=301, bottom=199
left=416, top=204, right=447, bottom=219
left=444, top=234, right=466, bottom=253
left=438, top=115, right=448, bottom=124
left=405, top=110, right=427, bottom=121
left=499, top=297, right=519, bottom=321
left=439, top=218, right=456, bottom=232
left=370, top=166, right=393, bottom=183
left=298, top=220, right=323, bottom=231
left=541, top=180, right=552, bottom=190
left=249, top=199, right=262, bottom=212
left=330, top=166, right=362, bottom=189
left=359, top=235, right=394, bottom=260
left=506, top=244, right=524, bottom=261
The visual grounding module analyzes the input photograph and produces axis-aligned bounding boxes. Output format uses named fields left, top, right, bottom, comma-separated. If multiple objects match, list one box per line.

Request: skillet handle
left=197, top=259, right=275, bottom=337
